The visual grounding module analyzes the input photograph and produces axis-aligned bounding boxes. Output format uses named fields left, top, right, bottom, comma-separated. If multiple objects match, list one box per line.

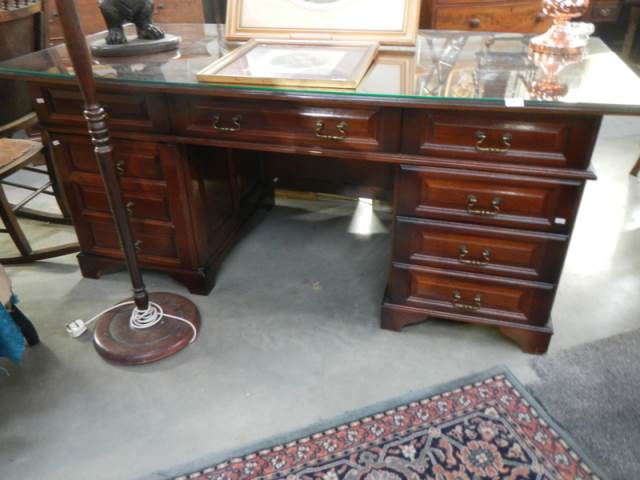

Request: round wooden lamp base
left=93, top=292, right=200, bottom=365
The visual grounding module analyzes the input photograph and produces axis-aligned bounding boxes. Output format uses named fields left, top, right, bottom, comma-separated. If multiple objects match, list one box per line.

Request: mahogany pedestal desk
left=2, top=25, right=640, bottom=353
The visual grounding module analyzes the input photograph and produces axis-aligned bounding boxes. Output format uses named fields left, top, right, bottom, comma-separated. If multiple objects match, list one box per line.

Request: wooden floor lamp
left=54, top=0, right=200, bottom=365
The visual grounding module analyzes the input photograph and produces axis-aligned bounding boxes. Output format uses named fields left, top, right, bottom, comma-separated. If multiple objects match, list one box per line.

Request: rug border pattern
left=170, top=367, right=605, bottom=480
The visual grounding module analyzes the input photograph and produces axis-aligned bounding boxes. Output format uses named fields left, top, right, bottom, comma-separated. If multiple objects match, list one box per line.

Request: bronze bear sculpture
left=98, top=0, right=165, bottom=45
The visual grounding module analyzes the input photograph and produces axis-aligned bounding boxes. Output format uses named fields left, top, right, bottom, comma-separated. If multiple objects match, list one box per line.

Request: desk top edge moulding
left=1, top=19, right=640, bottom=354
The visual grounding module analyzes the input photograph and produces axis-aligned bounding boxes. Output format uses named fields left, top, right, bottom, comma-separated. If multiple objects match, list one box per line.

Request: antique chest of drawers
left=419, top=0, right=622, bottom=33
left=420, top=0, right=624, bottom=33
left=420, top=0, right=551, bottom=33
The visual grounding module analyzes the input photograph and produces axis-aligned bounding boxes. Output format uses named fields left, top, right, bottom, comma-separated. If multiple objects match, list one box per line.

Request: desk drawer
left=32, top=85, right=170, bottom=132
left=52, top=135, right=168, bottom=182
left=82, top=219, right=180, bottom=266
left=389, top=263, right=554, bottom=326
left=395, top=166, right=584, bottom=233
left=171, top=96, right=401, bottom=152
left=432, top=3, right=550, bottom=33
left=393, top=217, right=569, bottom=282
left=403, top=111, right=599, bottom=169
left=75, top=184, right=172, bottom=224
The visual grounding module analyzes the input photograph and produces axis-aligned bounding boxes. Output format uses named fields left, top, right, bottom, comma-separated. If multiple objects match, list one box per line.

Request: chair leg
left=14, top=207, right=72, bottom=225
left=0, top=242, right=80, bottom=264
left=10, top=306, right=39, bottom=347
left=0, top=171, right=79, bottom=264
left=0, top=184, right=32, bottom=257
left=632, top=155, right=640, bottom=177
left=10, top=178, right=73, bottom=225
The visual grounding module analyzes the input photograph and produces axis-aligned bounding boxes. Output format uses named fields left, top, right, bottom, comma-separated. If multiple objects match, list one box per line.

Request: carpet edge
left=140, top=365, right=606, bottom=480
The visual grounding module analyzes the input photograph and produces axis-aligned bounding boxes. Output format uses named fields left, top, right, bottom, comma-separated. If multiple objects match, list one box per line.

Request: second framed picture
left=197, top=39, right=379, bottom=89
left=225, top=0, right=421, bottom=46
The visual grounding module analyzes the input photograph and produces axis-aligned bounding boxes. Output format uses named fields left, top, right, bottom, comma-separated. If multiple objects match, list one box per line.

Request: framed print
left=197, top=39, right=379, bottom=89
left=358, top=51, right=416, bottom=95
left=225, top=0, right=421, bottom=46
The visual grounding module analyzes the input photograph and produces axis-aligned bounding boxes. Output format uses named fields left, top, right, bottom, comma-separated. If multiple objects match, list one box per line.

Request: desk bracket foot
left=170, top=266, right=216, bottom=296
left=78, top=252, right=125, bottom=279
left=381, top=302, right=430, bottom=332
left=382, top=298, right=553, bottom=354
left=499, top=324, right=553, bottom=354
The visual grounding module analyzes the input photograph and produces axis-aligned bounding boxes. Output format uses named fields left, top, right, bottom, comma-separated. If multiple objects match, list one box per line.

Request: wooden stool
left=0, top=138, right=79, bottom=264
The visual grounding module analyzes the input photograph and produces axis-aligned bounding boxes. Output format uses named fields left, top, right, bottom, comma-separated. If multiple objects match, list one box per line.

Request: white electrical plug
left=64, top=300, right=197, bottom=343
left=66, top=319, right=88, bottom=338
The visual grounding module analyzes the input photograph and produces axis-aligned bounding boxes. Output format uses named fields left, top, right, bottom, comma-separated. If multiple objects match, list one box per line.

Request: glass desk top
left=1, top=23, right=640, bottom=113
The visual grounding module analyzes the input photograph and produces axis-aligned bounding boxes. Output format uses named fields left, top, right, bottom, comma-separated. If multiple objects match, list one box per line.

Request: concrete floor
left=0, top=116, right=639, bottom=480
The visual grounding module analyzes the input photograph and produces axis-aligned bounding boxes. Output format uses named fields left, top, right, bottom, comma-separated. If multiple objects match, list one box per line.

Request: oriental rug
left=175, top=369, right=603, bottom=480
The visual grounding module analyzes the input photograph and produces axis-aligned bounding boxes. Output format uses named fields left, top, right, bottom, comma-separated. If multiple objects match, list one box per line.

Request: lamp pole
left=53, top=0, right=200, bottom=364
left=54, top=0, right=149, bottom=310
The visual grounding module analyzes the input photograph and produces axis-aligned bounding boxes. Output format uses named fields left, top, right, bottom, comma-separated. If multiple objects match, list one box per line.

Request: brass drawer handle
left=452, top=291, right=482, bottom=311
left=212, top=114, right=242, bottom=133
left=475, top=131, right=512, bottom=153
left=134, top=240, right=143, bottom=253
left=468, top=17, right=481, bottom=28
left=466, top=195, right=502, bottom=216
left=315, top=120, right=347, bottom=141
left=459, top=245, right=492, bottom=266
left=115, top=160, right=125, bottom=176
left=126, top=201, right=135, bottom=216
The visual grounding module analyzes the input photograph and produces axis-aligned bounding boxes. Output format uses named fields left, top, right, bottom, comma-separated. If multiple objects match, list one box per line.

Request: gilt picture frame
left=225, top=0, right=421, bottom=46
left=197, top=39, right=379, bottom=89
left=358, top=51, right=416, bottom=95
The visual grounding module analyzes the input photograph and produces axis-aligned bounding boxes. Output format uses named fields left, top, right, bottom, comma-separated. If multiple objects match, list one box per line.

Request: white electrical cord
left=66, top=301, right=197, bottom=342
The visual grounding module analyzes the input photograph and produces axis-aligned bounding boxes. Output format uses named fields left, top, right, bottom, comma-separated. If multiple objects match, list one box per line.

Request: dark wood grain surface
left=10, top=22, right=619, bottom=352
left=28, top=76, right=602, bottom=352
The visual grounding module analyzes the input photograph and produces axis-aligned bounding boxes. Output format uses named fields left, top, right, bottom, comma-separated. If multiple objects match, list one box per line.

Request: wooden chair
left=0, top=0, right=79, bottom=263
left=0, top=138, right=79, bottom=264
